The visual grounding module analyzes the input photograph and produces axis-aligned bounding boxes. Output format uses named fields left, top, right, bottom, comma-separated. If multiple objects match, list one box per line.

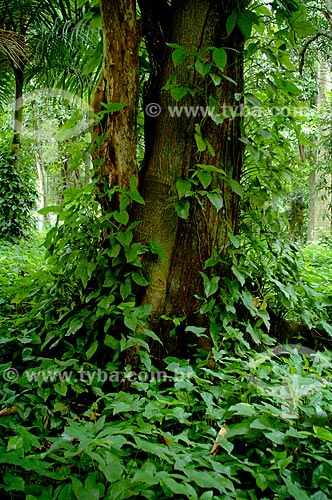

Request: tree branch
left=299, top=31, right=332, bottom=74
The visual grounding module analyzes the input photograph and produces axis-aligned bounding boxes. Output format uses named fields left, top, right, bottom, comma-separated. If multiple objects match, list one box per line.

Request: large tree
left=92, top=0, right=308, bottom=363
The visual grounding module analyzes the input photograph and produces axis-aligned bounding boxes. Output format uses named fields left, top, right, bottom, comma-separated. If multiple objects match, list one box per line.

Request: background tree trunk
left=307, top=62, right=332, bottom=242
left=12, top=64, right=24, bottom=166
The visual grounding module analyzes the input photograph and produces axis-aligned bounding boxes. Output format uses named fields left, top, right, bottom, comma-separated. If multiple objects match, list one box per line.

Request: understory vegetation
left=1, top=190, right=332, bottom=499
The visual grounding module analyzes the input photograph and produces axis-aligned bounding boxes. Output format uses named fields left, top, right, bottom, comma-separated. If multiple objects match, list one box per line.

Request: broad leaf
left=213, top=48, right=227, bottom=70
left=176, top=178, right=192, bottom=199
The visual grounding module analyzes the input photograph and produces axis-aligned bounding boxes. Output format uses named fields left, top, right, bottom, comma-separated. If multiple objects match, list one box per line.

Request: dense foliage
left=0, top=185, right=332, bottom=498
left=1, top=0, right=332, bottom=498
left=0, top=148, right=37, bottom=240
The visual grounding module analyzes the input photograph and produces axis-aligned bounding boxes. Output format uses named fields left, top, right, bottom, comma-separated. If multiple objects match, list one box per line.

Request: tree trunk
left=93, top=0, right=246, bottom=364
left=35, top=146, right=48, bottom=230
left=133, top=0, right=245, bottom=359
left=307, top=62, right=332, bottom=242
left=91, top=0, right=139, bottom=213
left=12, top=63, right=24, bottom=166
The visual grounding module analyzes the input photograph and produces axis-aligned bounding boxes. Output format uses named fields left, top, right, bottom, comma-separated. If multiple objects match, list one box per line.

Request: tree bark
left=91, top=0, right=139, bottom=213
left=12, top=63, right=24, bottom=166
left=307, top=62, right=332, bottom=242
left=133, top=0, right=245, bottom=358
left=93, top=0, right=246, bottom=364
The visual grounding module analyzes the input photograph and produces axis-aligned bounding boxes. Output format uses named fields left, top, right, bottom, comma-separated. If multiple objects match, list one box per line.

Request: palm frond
left=0, top=29, right=28, bottom=66
left=0, top=63, right=15, bottom=108
left=26, top=17, right=101, bottom=99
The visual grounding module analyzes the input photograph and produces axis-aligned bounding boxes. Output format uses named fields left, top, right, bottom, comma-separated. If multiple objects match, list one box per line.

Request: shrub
left=0, top=148, right=37, bottom=241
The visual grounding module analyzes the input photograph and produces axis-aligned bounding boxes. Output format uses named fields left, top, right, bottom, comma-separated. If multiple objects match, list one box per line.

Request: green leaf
left=313, top=426, right=332, bottom=443
left=226, top=13, right=237, bottom=35
left=227, top=179, right=243, bottom=197
left=207, top=192, right=223, bottom=211
left=210, top=73, right=221, bottom=86
left=289, top=11, right=316, bottom=37
left=100, top=462, right=124, bottom=482
left=2, top=471, right=25, bottom=491
left=176, top=178, right=192, bottom=199
left=195, top=60, right=211, bottom=77
left=316, top=320, right=332, bottom=336
left=7, top=436, right=24, bottom=451
left=200, top=492, right=214, bottom=500
left=113, top=210, right=129, bottom=225
left=197, top=170, right=212, bottom=188
left=86, top=340, right=98, bottom=360
left=82, top=49, right=101, bottom=75
left=63, top=188, right=81, bottom=200
left=38, top=205, right=62, bottom=215
left=232, top=265, right=245, bottom=286
left=117, top=230, right=133, bottom=246
left=241, top=290, right=257, bottom=314
left=185, top=325, right=207, bottom=336
left=134, top=437, right=171, bottom=460
left=229, top=403, right=255, bottom=416
left=283, top=478, right=310, bottom=500
left=132, top=464, right=159, bottom=486
left=283, top=81, right=302, bottom=96
left=104, top=335, right=119, bottom=350
left=264, top=430, right=286, bottom=445
left=75, top=257, right=89, bottom=288
left=72, top=477, right=100, bottom=500
left=274, top=77, right=302, bottom=96
left=162, top=477, right=188, bottom=495
left=206, top=140, right=216, bottom=157
left=128, top=176, right=145, bottom=204
left=143, top=328, right=163, bottom=344
left=172, top=49, right=188, bottom=67
left=246, top=323, right=260, bottom=344
left=132, top=272, right=149, bottom=286
left=229, top=233, right=240, bottom=248
left=103, top=270, right=116, bottom=288
left=196, top=164, right=225, bottom=175
left=184, top=469, right=230, bottom=493
left=107, top=244, right=121, bottom=258
left=175, top=201, right=190, bottom=219
left=166, top=43, right=183, bottom=49
left=226, top=422, right=250, bottom=438
left=237, top=15, right=252, bottom=38
left=101, top=102, right=126, bottom=113
left=125, top=243, right=142, bottom=263
left=171, top=86, right=188, bottom=101
left=149, top=239, right=166, bottom=259
left=124, top=314, right=138, bottom=331
left=67, top=318, right=83, bottom=335
left=195, top=134, right=207, bottom=152
left=212, top=49, right=227, bottom=70
left=139, top=350, right=152, bottom=371
left=200, top=273, right=220, bottom=297
left=312, top=464, right=332, bottom=490
left=120, top=278, right=132, bottom=300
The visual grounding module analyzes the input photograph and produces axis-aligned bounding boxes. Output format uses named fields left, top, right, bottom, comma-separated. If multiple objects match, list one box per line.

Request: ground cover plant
left=0, top=185, right=332, bottom=499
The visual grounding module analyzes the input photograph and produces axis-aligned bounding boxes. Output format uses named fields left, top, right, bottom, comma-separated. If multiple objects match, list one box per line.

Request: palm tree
left=0, top=29, right=26, bottom=65
left=0, top=0, right=100, bottom=163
